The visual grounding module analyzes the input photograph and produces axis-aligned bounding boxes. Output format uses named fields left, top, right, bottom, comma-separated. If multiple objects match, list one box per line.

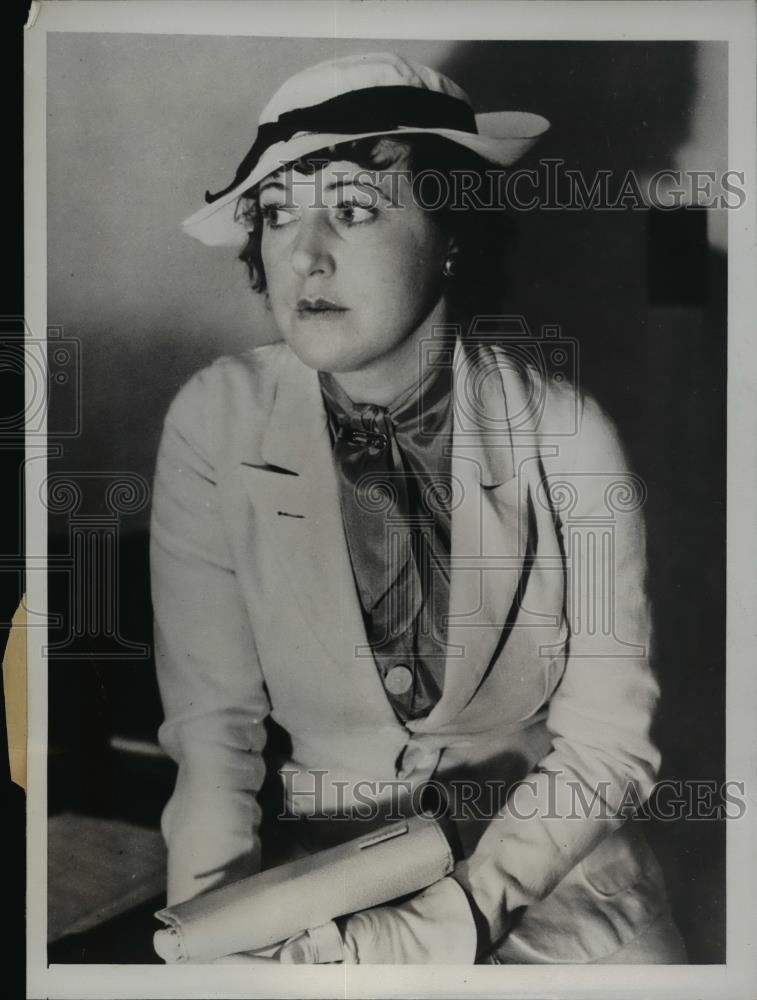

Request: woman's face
left=258, top=158, right=450, bottom=376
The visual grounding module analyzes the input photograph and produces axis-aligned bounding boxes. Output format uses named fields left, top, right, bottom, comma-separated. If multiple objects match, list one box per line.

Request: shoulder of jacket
left=161, top=341, right=293, bottom=466
left=167, top=341, right=288, bottom=421
left=484, top=341, right=585, bottom=437
left=483, top=342, right=630, bottom=478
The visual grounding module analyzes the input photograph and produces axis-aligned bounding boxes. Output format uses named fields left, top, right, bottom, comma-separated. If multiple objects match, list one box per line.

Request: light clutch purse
left=153, top=815, right=455, bottom=963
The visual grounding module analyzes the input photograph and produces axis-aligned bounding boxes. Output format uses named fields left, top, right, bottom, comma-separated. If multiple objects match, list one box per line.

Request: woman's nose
left=290, top=218, right=335, bottom=278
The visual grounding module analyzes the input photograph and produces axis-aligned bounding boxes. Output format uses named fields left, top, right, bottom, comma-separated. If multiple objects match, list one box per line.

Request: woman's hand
left=280, top=877, right=477, bottom=965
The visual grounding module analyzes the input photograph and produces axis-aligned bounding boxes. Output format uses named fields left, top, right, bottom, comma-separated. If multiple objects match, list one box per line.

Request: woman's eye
left=334, top=200, right=377, bottom=226
left=260, top=204, right=297, bottom=229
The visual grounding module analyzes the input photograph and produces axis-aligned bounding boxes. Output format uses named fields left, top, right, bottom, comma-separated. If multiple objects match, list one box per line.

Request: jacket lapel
left=408, top=339, right=535, bottom=733
left=237, top=349, right=395, bottom=711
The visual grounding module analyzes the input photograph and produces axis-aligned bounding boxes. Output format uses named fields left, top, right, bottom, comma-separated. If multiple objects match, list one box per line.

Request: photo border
left=23, top=2, right=757, bottom=997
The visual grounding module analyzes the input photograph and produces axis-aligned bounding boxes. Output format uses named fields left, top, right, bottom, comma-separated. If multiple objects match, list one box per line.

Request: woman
left=151, top=51, right=687, bottom=964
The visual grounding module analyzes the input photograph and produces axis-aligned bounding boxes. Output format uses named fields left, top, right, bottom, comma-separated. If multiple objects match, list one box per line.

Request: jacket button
left=384, top=664, right=413, bottom=695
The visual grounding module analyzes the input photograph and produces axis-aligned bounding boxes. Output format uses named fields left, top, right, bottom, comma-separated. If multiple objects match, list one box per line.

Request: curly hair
left=235, top=134, right=514, bottom=318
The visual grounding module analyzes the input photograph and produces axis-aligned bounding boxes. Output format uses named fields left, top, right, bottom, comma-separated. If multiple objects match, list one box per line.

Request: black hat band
left=204, top=85, right=478, bottom=204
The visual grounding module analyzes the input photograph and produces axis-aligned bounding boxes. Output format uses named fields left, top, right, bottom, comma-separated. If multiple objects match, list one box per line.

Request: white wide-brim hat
left=183, top=52, right=550, bottom=247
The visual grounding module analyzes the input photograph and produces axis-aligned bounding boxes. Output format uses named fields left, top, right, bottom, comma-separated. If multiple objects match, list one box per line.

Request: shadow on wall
left=47, top=39, right=726, bottom=964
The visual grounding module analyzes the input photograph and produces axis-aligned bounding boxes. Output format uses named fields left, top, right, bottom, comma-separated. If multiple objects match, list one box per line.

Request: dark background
left=44, top=37, right=727, bottom=964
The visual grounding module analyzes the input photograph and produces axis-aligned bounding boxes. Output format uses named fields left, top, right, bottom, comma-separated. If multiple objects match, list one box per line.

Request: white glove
left=278, top=877, right=477, bottom=965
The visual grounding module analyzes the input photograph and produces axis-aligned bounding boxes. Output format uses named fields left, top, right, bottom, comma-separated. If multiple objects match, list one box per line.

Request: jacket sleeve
left=150, top=368, right=270, bottom=906
left=453, top=390, right=660, bottom=947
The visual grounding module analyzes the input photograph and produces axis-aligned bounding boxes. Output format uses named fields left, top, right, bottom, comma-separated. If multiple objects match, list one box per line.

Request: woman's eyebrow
left=323, top=177, right=397, bottom=205
left=258, top=179, right=287, bottom=197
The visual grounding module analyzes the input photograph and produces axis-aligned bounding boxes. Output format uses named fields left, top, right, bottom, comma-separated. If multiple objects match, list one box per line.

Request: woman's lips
left=295, top=297, right=348, bottom=318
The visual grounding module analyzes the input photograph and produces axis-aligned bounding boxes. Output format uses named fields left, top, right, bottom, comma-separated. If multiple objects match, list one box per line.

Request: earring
left=442, top=252, right=458, bottom=278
